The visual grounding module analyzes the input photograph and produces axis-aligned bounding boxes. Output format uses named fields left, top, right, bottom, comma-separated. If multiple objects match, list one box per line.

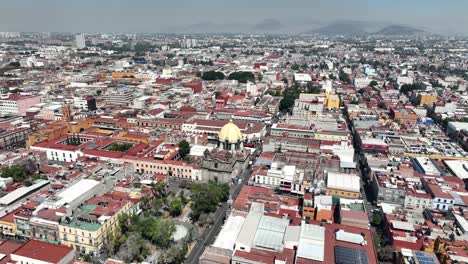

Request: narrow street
left=184, top=166, right=252, bottom=264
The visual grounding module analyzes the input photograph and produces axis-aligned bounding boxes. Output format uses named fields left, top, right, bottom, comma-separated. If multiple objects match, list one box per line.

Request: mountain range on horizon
left=159, top=19, right=442, bottom=36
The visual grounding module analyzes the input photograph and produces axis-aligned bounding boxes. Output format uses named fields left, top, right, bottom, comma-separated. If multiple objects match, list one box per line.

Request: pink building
left=0, top=94, right=41, bottom=115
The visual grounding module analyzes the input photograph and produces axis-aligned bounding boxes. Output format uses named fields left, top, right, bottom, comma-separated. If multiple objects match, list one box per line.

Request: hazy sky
left=0, top=0, right=467, bottom=34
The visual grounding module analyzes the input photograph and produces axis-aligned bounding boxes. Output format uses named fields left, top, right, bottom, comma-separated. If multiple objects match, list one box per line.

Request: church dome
left=219, top=120, right=243, bottom=143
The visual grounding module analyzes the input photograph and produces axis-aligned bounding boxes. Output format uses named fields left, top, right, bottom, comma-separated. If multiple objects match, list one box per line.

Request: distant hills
left=160, top=19, right=428, bottom=36
left=251, top=19, right=284, bottom=32
left=374, top=25, right=424, bottom=35
left=309, top=21, right=369, bottom=36
left=308, top=20, right=426, bottom=36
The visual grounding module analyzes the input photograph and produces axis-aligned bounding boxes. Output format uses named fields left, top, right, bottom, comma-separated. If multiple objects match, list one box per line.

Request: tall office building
left=75, top=33, right=86, bottom=49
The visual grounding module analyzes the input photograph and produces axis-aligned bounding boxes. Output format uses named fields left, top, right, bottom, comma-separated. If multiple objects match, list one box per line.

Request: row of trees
left=110, top=213, right=176, bottom=263
left=201, top=71, right=225, bottom=81
left=227, top=71, right=255, bottom=84
left=1, top=161, right=38, bottom=182
left=1, top=165, right=28, bottom=182
left=400, top=83, right=423, bottom=96
left=190, top=181, right=230, bottom=222
left=108, top=142, right=134, bottom=152
left=178, top=140, right=191, bottom=160
left=279, top=83, right=302, bottom=112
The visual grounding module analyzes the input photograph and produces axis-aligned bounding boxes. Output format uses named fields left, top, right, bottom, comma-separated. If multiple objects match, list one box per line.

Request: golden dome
left=219, top=120, right=243, bottom=143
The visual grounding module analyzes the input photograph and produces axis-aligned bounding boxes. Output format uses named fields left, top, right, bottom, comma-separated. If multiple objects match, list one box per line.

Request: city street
left=184, top=166, right=252, bottom=264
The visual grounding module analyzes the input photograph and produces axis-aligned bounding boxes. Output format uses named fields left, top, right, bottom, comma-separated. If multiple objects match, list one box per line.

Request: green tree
left=1, top=165, right=27, bottom=182
left=372, top=213, right=382, bottom=226
left=279, top=84, right=301, bottom=112
left=279, top=96, right=295, bottom=112
left=158, top=244, right=187, bottom=264
left=339, top=70, right=351, bottom=84
left=169, top=198, right=183, bottom=217
left=369, top=80, right=378, bottom=87
left=116, top=233, right=149, bottom=263
left=377, top=101, right=387, bottom=110
left=257, top=73, right=263, bottom=82
left=228, top=72, right=255, bottom=84
left=190, top=181, right=229, bottom=222
left=8, top=61, right=20, bottom=67
left=306, top=82, right=321, bottom=94
left=139, top=217, right=176, bottom=248
left=178, top=140, right=190, bottom=160
left=201, top=71, right=225, bottom=81
left=108, top=142, right=133, bottom=152
left=400, top=83, right=422, bottom=96
left=291, top=64, right=300, bottom=71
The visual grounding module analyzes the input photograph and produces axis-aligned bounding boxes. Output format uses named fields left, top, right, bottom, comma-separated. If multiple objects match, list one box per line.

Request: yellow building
left=433, top=237, right=468, bottom=264
left=28, top=119, right=94, bottom=146
left=326, top=188, right=360, bottom=199
left=326, top=93, right=340, bottom=109
left=111, top=72, right=135, bottom=79
left=326, top=172, right=361, bottom=199
left=114, top=131, right=150, bottom=144
left=418, top=94, right=437, bottom=106
left=314, top=131, right=349, bottom=141
left=0, top=210, right=17, bottom=236
left=59, top=199, right=132, bottom=254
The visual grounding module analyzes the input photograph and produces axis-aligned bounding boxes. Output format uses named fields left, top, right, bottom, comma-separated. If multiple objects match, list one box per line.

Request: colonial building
left=201, top=121, right=250, bottom=183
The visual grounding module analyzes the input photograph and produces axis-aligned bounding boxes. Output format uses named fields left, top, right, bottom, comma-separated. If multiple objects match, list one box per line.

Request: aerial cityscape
left=0, top=1, right=467, bottom=264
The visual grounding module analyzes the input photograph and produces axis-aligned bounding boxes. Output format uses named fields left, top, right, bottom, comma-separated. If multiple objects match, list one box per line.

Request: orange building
left=390, top=108, right=418, bottom=125
left=433, top=237, right=468, bottom=264
left=114, top=131, right=150, bottom=144
left=27, top=119, right=95, bottom=146
left=302, top=193, right=315, bottom=219
left=418, top=93, right=437, bottom=106
left=111, top=72, right=135, bottom=79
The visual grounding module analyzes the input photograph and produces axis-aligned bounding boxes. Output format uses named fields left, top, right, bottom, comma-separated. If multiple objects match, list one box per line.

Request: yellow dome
left=219, top=120, right=243, bottom=143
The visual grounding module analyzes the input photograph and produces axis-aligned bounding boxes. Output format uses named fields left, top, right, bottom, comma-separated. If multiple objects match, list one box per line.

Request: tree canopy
left=400, top=83, right=423, bottom=96
left=178, top=140, right=191, bottom=160
left=202, top=71, right=225, bottom=81
left=190, top=181, right=229, bottom=222
left=279, top=84, right=301, bottom=112
left=339, top=70, right=351, bottom=84
left=1, top=165, right=27, bottom=182
left=169, top=198, right=183, bottom=217
left=228, top=71, right=255, bottom=84
left=139, top=217, right=176, bottom=248
left=108, top=142, right=133, bottom=152
left=377, top=101, right=387, bottom=110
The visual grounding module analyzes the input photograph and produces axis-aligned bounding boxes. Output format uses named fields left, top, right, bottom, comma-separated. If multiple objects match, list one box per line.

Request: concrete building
left=0, top=126, right=33, bottom=149
left=0, top=94, right=41, bottom=115
left=75, top=33, right=86, bottom=49
left=326, top=172, right=361, bottom=199
left=102, top=89, right=133, bottom=105
left=447, top=121, right=468, bottom=137
left=42, top=179, right=104, bottom=210
left=59, top=196, right=132, bottom=254
left=404, top=191, right=434, bottom=211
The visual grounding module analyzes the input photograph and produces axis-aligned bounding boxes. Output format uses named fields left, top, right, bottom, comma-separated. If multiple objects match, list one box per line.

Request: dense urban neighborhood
left=0, top=30, right=466, bottom=264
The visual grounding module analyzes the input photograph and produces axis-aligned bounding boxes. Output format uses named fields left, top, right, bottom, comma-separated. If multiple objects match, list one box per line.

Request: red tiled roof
left=12, top=240, right=73, bottom=263
left=0, top=241, right=22, bottom=264
left=36, top=208, right=61, bottom=222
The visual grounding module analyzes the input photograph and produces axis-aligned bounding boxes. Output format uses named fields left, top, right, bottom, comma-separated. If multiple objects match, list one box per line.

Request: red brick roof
left=12, top=240, right=73, bottom=263
left=0, top=241, right=22, bottom=264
